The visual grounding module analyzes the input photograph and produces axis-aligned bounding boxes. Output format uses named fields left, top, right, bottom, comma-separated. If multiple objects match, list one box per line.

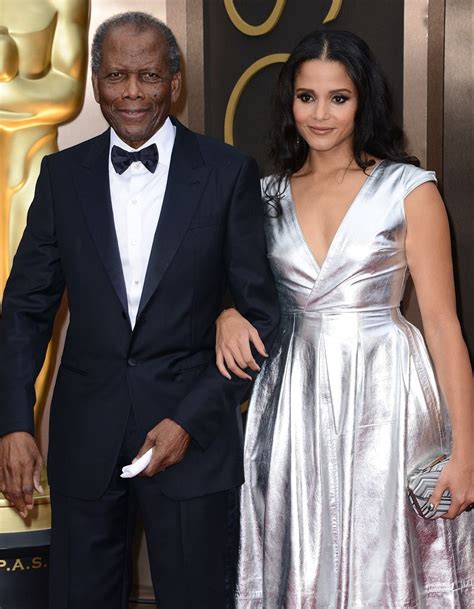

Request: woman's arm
left=405, top=181, right=474, bottom=519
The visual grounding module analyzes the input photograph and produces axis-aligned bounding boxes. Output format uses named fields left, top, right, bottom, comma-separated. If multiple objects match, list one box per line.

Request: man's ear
left=171, top=72, right=182, bottom=104
left=91, top=73, right=100, bottom=103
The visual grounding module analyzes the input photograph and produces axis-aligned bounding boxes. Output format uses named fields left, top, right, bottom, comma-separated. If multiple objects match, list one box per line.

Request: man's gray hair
left=91, top=12, right=181, bottom=75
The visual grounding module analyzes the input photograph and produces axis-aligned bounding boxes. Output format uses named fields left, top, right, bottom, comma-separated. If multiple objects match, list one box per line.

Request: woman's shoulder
left=381, top=161, right=437, bottom=198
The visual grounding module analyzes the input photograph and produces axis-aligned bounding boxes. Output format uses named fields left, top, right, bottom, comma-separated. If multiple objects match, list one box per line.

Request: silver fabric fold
left=236, top=161, right=473, bottom=608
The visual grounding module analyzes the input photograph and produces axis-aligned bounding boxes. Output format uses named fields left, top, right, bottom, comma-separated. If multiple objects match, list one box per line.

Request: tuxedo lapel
left=136, top=121, right=211, bottom=320
left=75, top=130, right=129, bottom=318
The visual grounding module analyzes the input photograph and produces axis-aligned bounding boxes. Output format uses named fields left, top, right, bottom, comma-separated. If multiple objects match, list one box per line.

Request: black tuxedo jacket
left=0, top=118, right=280, bottom=500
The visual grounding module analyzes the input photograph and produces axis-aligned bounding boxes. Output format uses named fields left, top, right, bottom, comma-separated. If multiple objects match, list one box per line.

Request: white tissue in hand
left=120, top=448, right=153, bottom=478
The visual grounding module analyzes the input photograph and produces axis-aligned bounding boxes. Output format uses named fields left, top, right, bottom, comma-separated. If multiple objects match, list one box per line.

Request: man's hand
left=0, top=432, right=44, bottom=518
left=134, top=418, right=190, bottom=477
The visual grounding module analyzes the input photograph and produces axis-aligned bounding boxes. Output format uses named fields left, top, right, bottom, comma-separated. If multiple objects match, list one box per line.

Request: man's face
left=92, top=24, right=181, bottom=148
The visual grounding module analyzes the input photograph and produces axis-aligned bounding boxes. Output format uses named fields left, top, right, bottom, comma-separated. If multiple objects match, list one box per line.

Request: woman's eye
left=297, top=93, right=313, bottom=103
left=333, top=95, right=349, bottom=104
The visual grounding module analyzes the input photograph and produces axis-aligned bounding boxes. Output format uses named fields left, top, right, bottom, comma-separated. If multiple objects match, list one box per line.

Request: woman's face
left=292, top=59, right=358, bottom=155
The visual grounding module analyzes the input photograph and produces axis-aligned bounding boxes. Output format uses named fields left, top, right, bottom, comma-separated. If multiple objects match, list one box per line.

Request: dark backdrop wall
left=204, top=0, right=404, bottom=172
left=443, top=0, right=473, bottom=362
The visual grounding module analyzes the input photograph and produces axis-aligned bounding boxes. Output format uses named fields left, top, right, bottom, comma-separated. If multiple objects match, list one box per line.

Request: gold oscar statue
left=0, top=0, right=89, bottom=532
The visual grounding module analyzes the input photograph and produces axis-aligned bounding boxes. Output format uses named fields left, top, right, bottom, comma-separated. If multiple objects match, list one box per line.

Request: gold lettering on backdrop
left=224, top=0, right=344, bottom=37
left=224, top=0, right=286, bottom=36
left=323, top=0, right=344, bottom=24
left=224, top=53, right=289, bottom=144
left=0, top=0, right=89, bottom=525
left=223, top=1, right=344, bottom=144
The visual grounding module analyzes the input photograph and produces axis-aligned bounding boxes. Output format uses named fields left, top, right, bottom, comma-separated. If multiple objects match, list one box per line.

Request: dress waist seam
left=281, top=306, right=401, bottom=317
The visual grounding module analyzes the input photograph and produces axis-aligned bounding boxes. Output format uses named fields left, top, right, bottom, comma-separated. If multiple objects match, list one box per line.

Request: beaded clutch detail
left=407, top=455, right=451, bottom=519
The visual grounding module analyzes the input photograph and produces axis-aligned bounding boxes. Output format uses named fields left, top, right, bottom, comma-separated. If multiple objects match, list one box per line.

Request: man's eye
left=142, top=72, right=161, bottom=82
left=107, top=72, right=123, bottom=80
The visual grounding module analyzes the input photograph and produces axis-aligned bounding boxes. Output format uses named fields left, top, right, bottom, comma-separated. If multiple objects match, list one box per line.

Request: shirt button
left=128, top=357, right=137, bottom=367
left=131, top=240, right=137, bottom=246
left=134, top=280, right=140, bottom=285
left=131, top=199, right=137, bottom=205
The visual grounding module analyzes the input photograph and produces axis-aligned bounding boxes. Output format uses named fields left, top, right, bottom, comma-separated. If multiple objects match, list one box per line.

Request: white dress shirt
left=109, top=117, right=176, bottom=328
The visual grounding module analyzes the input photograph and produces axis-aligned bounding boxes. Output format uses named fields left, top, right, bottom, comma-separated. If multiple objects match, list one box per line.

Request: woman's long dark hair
left=265, top=30, right=419, bottom=212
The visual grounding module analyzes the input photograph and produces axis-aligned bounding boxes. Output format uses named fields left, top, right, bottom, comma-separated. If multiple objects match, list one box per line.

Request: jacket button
left=127, top=357, right=137, bottom=367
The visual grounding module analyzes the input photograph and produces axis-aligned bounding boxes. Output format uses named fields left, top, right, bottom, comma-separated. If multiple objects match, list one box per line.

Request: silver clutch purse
left=407, top=454, right=451, bottom=519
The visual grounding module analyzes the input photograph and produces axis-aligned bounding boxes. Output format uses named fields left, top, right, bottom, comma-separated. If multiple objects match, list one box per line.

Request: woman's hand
left=430, top=456, right=474, bottom=519
left=216, top=308, right=268, bottom=380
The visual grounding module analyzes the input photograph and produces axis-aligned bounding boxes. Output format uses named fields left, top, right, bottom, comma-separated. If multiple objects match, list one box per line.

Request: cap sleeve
left=402, top=165, right=437, bottom=198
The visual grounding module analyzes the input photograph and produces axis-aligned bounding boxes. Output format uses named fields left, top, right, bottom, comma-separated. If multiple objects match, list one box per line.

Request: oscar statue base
left=0, top=469, right=51, bottom=609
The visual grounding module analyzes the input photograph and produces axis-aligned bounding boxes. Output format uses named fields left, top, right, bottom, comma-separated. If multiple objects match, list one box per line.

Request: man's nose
left=122, top=74, right=143, bottom=99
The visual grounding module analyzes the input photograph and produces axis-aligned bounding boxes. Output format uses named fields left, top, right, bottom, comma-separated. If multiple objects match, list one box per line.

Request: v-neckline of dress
left=288, top=159, right=385, bottom=274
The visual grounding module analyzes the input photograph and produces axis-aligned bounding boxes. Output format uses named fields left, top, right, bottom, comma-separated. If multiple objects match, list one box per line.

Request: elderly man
left=0, top=12, right=279, bottom=609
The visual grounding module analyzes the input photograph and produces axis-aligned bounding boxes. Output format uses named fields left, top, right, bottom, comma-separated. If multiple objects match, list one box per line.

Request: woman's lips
left=308, top=126, right=334, bottom=135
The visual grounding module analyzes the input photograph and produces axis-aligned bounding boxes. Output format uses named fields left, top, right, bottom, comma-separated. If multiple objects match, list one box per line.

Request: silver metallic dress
left=235, top=161, right=474, bottom=609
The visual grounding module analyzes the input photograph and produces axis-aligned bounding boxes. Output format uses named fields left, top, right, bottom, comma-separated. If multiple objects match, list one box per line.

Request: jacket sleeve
left=0, top=157, right=65, bottom=437
left=171, top=155, right=280, bottom=449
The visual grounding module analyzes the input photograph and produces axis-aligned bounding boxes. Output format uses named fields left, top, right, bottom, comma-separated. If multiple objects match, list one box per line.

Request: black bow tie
left=111, top=143, right=159, bottom=174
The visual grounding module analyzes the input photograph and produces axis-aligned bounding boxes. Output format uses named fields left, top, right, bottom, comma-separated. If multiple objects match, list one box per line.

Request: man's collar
left=109, top=117, right=176, bottom=168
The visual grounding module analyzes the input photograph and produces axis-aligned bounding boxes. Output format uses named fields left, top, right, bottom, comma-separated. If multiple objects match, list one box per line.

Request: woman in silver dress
left=216, top=31, right=474, bottom=608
